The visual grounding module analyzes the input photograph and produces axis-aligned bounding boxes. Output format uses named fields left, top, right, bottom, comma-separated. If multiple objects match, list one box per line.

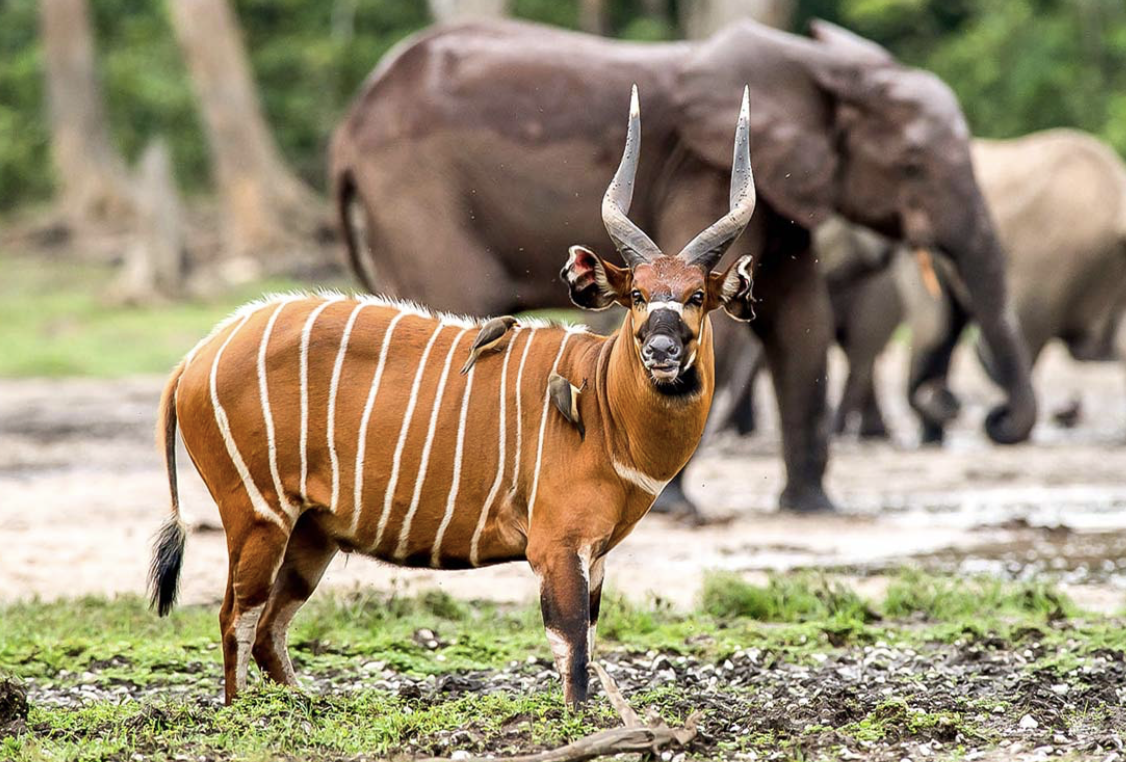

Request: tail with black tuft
left=149, top=516, right=186, bottom=616
left=149, top=360, right=188, bottom=616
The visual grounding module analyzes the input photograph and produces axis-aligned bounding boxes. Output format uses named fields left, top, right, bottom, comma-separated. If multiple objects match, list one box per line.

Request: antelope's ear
left=709, top=254, right=755, bottom=321
left=560, top=245, right=631, bottom=311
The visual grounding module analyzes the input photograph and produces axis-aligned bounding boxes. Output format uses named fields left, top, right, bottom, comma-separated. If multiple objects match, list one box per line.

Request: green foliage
left=1, top=0, right=1124, bottom=213
left=0, top=251, right=309, bottom=377
left=796, top=0, right=1126, bottom=156
left=0, top=0, right=670, bottom=214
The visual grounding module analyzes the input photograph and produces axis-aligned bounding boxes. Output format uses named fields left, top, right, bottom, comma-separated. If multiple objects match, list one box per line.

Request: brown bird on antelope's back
left=149, top=85, right=758, bottom=709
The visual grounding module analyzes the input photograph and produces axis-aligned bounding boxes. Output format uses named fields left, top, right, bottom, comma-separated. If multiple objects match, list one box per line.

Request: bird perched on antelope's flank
left=148, top=84, right=757, bottom=710
left=549, top=374, right=586, bottom=440
left=461, top=316, right=519, bottom=374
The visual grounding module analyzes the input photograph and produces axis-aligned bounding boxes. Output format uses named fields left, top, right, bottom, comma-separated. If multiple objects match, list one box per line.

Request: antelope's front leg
left=531, top=549, right=592, bottom=709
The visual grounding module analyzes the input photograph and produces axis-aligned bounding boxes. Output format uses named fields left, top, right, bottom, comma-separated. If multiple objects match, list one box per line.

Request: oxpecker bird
left=461, top=316, right=519, bottom=375
left=548, top=373, right=586, bottom=440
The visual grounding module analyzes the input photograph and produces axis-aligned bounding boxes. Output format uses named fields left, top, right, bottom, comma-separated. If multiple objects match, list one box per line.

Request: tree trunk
left=39, top=0, right=132, bottom=225
left=680, top=0, right=795, bottom=39
left=168, top=0, right=319, bottom=260
left=112, top=139, right=188, bottom=304
left=579, top=0, right=607, bottom=35
left=640, top=0, right=669, bottom=25
left=428, top=0, right=508, bottom=23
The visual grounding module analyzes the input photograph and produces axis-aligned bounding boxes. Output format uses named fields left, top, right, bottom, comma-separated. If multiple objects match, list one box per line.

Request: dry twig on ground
left=424, top=663, right=700, bottom=762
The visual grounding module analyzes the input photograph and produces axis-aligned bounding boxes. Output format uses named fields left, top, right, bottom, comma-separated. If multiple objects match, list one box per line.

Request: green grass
left=0, top=253, right=595, bottom=379
left=0, top=253, right=311, bottom=378
left=2, top=572, right=1124, bottom=761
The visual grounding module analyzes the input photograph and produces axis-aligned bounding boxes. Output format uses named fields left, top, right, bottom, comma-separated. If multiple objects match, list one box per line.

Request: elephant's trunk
left=939, top=192, right=1037, bottom=444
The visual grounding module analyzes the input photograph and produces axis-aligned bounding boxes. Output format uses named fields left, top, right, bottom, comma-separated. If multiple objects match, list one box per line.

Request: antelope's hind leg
left=219, top=517, right=291, bottom=705
left=253, top=513, right=337, bottom=687
left=530, top=548, right=593, bottom=710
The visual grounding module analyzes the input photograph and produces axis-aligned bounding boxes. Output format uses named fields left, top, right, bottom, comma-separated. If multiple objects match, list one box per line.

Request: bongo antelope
left=149, top=85, right=757, bottom=708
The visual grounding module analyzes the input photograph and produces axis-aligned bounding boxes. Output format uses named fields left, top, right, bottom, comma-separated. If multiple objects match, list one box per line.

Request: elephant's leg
left=751, top=229, right=835, bottom=513
left=731, top=350, right=763, bottom=436
left=858, top=378, right=889, bottom=439
left=908, top=297, right=968, bottom=446
left=835, top=361, right=875, bottom=438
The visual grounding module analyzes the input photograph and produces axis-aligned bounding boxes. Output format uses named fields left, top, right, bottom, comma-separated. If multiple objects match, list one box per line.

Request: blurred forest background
left=1, top=0, right=1125, bottom=375
left=3, top=0, right=1125, bottom=215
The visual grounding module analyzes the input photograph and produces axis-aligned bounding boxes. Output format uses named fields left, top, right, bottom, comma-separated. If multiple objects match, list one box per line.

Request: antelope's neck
left=600, top=316, right=715, bottom=482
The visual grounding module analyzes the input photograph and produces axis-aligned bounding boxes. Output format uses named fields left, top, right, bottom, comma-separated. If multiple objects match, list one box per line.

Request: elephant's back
left=335, top=19, right=687, bottom=155
left=972, top=130, right=1126, bottom=264
left=972, top=130, right=1126, bottom=334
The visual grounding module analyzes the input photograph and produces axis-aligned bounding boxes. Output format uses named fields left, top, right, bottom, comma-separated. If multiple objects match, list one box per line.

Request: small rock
left=1020, top=714, right=1039, bottom=730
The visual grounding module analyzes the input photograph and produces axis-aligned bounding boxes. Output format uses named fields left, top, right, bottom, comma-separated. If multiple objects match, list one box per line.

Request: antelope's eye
left=631, top=290, right=646, bottom=306
left=689, top=291, right=705, bottom=306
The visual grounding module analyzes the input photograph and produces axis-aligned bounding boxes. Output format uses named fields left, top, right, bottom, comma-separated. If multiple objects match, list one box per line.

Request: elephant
left=330, top=18, right=1036, bottom=514
left=813, top=129, right=1126, bottom=444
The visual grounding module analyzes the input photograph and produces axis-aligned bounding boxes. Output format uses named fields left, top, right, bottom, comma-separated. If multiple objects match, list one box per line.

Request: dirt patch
left=0, top=678, right=29, bottom=739
left=3, top=345, right=1126, bottom=612
left=19, top=632, right=1126, bottom=760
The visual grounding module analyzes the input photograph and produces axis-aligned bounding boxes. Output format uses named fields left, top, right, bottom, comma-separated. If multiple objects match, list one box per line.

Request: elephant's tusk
left=914, top=247, right=942, bottom=300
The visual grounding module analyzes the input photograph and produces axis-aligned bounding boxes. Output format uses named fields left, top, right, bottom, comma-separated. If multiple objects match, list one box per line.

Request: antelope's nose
left=642, top=334, right=681, bottom=365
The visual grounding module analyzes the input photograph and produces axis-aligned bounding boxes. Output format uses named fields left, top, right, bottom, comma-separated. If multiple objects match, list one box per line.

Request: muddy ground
left=3, top=342, right=1126, bottom=612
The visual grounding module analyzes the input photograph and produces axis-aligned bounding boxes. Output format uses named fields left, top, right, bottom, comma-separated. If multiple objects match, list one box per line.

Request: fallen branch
left=423, top=663, right=699, bottom=762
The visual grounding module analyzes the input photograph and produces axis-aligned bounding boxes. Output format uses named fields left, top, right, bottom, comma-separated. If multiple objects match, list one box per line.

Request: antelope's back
left=174, top=293, right=598, bottom=568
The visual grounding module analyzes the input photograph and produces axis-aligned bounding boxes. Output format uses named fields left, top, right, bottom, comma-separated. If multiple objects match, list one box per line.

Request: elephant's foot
left=919, top=421, right=946, bottom=446
left=732, top=404, right=757, bottom=436
left=779, top=483, right=836, bottom=514
left=650, top=481, right=705, bottom=525
left=858, top=414, right=889, bottom=440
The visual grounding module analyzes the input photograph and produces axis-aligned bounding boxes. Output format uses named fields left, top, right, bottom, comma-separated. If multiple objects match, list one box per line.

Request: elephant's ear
left=808, top=19, right=894, bottom=66
left=674, top=23, right=838, bottom=229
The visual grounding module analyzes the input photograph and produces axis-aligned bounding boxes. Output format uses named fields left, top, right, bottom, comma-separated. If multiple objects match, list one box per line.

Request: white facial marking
left=257, top=300, right=300, bottom=521
left=470, top=328, right=521, bottom=566
left=351, top=310, right=410, bottom=535
left=645, top=299, right=684, bottom=316
left=210, top=312, right=286, bottom=528
left=432, top=347, right=478, bottom=567
left=395, top=328, right=469, bottom=561
left=526, top=332, right=574, bottom=529
left=611, top=458, right=669, bottom=496
left=374, top=323, right=446, bottom=551
left=327, top=303, right=368, bottom=515
left=299, top=297, right=343, bottom=500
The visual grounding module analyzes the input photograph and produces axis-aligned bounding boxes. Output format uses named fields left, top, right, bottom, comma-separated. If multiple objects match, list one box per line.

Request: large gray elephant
left=809, top=129, right=1126, bottom=443
left=330, top=18, right=1036, bottom=513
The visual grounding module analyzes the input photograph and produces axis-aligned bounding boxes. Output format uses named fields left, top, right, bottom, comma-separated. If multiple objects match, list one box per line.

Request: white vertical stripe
left=373, top=323, right=446, bottom=551
left=395, top=328, right=468, bottom=560
left=257, top=299, right=299, bottom=520
left=299, top=296, right=343, bottom=499
left=469, top=327, right=521, bottom=566
left=433, top=331, right=486, bottom=567
left=526, top=332, right=573, bottom=529
left=210, top=312, right=285, bottom=528
left=327, top=303, right=368, bottom=514
left=510, top=328, right=538, bottom=489
left=350, top=310, right=410, bottom=535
